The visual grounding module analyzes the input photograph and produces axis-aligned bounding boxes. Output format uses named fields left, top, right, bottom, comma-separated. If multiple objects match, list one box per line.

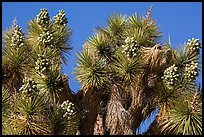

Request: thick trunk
left=128, top=85, right=156, bottom=130
left=129, top=70, right=158, bottom=129
left=61, top=77, right=105, bottom=135
left=106, top=99, right=133, bottom=135
left=105, top=71, right=157, bottom=135
left=128, top=83, right=144, bottom=129
left=105, top=83, right=134, bottom=135
left=78, top=89, right=103, bottom=135
left=60, top=71, right=159, bottom=135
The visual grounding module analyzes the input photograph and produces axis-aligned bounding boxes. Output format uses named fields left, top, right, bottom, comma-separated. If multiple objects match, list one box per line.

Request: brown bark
left=128, top=71, right=157, bottom=129
left=58, top=74, right=77, bottom=104
left=144, top=111, right=167, bottom=135
left=59, top=44, right=170, bottom=135
left=78, top=88, right=103, bottom=135
left=105, top=70, right=159, bottom=135
left=103, top=71, right=155, bottom=135
left=66, top=45, right=169, bottom=135
left=93, top=114, right=104, bottom=135
left=60, top=75, right=105, bottom=135
left=106, top=82, right=133, bottom=135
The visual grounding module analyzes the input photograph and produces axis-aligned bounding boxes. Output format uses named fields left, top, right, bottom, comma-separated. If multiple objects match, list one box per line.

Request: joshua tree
left=2, top=7, right=202, bottom=135
left=2, top=9, right=78, bottom=135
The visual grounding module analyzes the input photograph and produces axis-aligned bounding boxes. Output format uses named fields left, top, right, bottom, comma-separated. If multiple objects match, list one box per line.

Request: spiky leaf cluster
left=11, top=25, right=25, bottom=48
left=87, top=34, right=113, bottom=60
left=122, top=37, right=140, bottom=58
left=126, top=13, right=161, bottom=47
left=75, top=50, right=108, bottom=90
left=111, top=50, right=142, bottom=84
left=54, top=10, right=68, bottom=27
left=184, top=61, right=199, bottom=81
left=2, top=87, right=12, bottom=120
left=45, top=104, right=78, bottom=135
left=162, top=64, right=180, bottom=88
left=35, top=54, right=51, bottom=73
left=2, top=23, right=30, bottom=90
left=2, top=8, right=74, bottom=135
left=186, top=38, right=201, bottom=51
left=160, top=93, right=202, bottom=135
left=37, top=31, right=54, bottom=47
left=60, top=100, right=76, bottom=118
left=35, top=66, right=64, bottom=103
left=36, top=8, right=50, bottom=27
left=19, top=77, right=37, bottom=94
left=11, top=94, right=47, bottom=135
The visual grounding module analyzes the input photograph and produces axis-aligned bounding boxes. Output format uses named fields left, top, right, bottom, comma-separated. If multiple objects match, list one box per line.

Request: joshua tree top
left=2, top=7, right=202, bottom=135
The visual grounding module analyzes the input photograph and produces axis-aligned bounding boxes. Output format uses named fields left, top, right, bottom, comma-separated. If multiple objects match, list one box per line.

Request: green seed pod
left=54, top=9, right=68, bottom=27
left=11, top=25, right=25, bottom=48
left=162, top=64, right=180, bottom=88
left=36, top=8, right=50, bottom=27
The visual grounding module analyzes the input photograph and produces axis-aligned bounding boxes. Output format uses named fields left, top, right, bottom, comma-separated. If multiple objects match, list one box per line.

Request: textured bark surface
left=78, top=89, right=103, bottom=135
left=128, top=72, right=157, bottom=129
left=93, top=114, right=104, bottom=135
left=129, top=45, right=170, bottom=131
left=61, top=76, right=104, bottom=135
left=106, top=83, right=133, bottom=135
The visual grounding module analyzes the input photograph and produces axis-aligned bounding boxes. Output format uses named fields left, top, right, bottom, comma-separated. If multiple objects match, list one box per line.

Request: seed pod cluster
left=19, top=77, right=37, bottom=94
left=11, top=25, right=24, bottom=48
left=186, top=38, right=201, bottom=51
left=60, top=100, right=75, bottom=118
left=35, top=54, right=50, bottom=73
left=184, top=61, right=199, bottom=81
left=162, top=64, right=180, bottom=88
left=54, top=10, right=68, bottom=27
left=122, top=37, right=139, bottom=58
left=37, top=31, right=54, bottom=47
left=36, top=8, right=50, bottom=27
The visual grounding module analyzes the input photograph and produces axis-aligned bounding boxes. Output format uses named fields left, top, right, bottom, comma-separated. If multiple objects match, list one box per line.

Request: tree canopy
left=2, top=7, right=202, bottom=135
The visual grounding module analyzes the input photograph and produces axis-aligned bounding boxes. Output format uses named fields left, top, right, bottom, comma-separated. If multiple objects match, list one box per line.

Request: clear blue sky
left=2, top=2, right=202, bottom=134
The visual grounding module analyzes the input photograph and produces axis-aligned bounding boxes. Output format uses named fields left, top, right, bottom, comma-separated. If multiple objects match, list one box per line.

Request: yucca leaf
left=160, top=93, right=202, bottom=135
left=110, top=49, right=142, bottom=84
left=75, top=50, right=108, bottom=90
left=87, top=33, right=114, bottom=61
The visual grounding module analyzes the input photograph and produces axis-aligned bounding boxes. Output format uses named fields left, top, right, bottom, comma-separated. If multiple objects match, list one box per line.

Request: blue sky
left=2, top=2, right=202, bottom=134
